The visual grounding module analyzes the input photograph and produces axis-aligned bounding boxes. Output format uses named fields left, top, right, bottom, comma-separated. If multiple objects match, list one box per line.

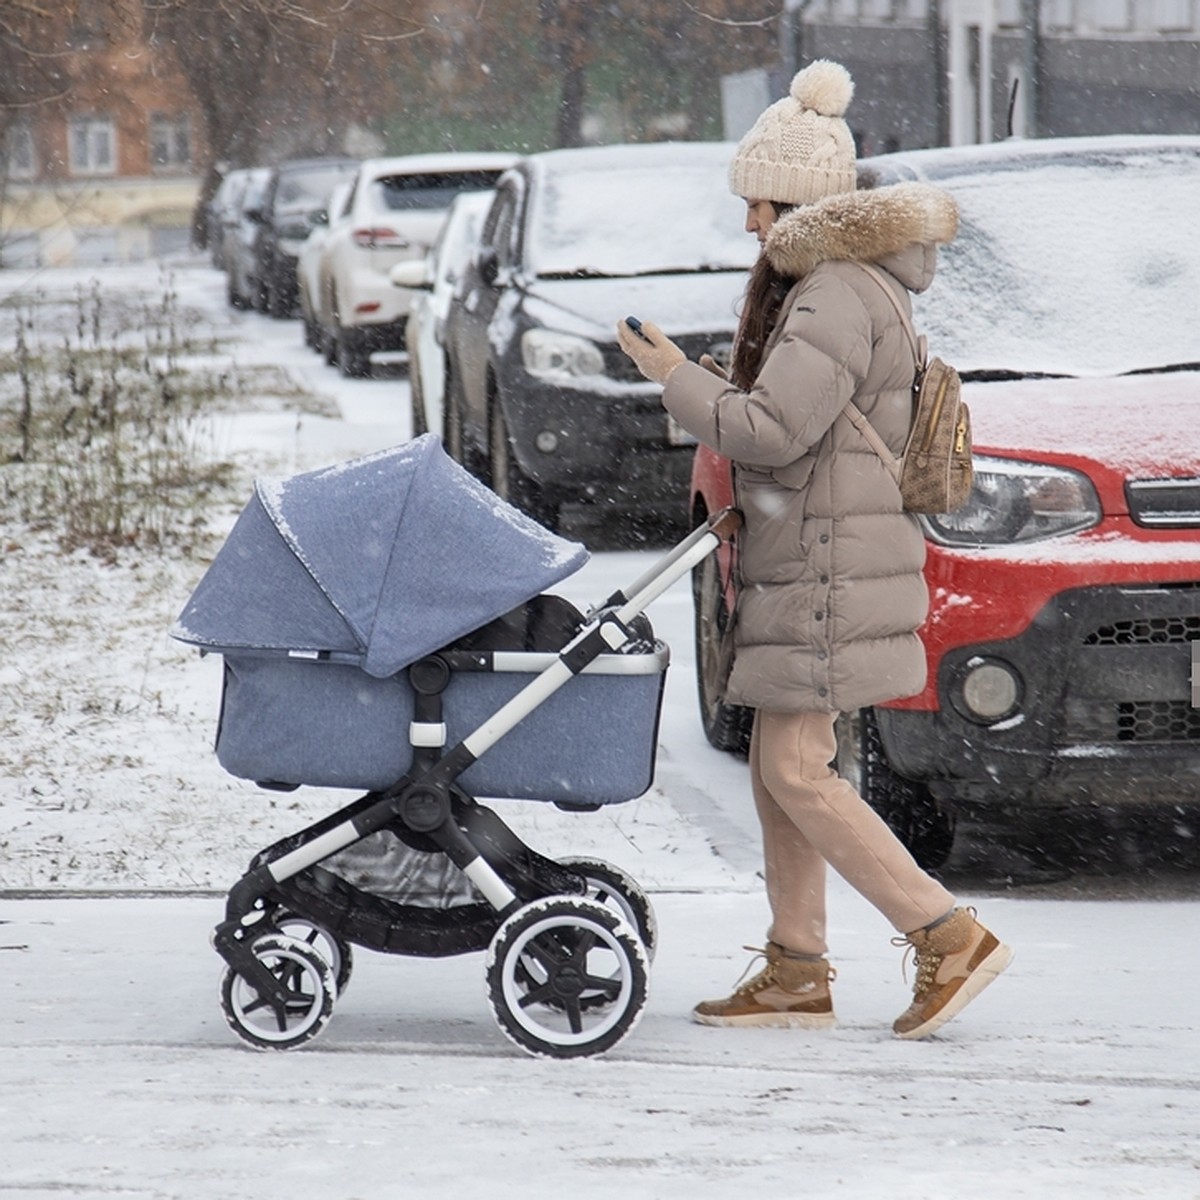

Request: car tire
left=691, top=535, right=753, bottom=756
left=489, top=400, right=556, bottom=529
left=410, top=363, right=428, bottom=436
left=337, top=327, right=371, bottom=379
left=267, top=278, right=291, bottom=319
left=859, top=707, right=956, bottom=870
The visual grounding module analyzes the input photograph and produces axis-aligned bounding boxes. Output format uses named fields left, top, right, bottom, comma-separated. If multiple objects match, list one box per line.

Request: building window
left=6, top=123, right=36, bottom=179
left=69, top=115, right=116, bottom=175
left=150, top=112, right=191, bottom=171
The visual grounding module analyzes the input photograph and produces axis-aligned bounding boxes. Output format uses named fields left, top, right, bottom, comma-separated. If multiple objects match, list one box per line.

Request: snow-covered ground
left=2, top=259, right=1198, bottom=1199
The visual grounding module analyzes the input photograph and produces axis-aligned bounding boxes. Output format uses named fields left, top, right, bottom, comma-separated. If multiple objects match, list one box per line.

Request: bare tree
left=143, top=0, right=429, bottom=244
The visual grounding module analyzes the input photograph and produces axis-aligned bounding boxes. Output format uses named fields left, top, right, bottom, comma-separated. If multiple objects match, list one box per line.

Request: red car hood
left=966, top=372, right=1200, bottom=479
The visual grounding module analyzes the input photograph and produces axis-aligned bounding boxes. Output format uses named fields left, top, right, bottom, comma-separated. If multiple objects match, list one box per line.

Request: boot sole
left=693, top=1010, right=837, bottom=1029
left=893, top=941, right=1014, bottom=1040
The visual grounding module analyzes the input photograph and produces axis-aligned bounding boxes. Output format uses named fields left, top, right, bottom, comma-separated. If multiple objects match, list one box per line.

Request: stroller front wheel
left=273, top=911, right=354, bottom=997
left=219, top=933, right=337, bottom=1051
left=485, top=896, right=649, bottom=1059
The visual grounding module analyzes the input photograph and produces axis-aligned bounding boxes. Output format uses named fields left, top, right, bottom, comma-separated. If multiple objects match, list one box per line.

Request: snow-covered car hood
left=518, top=271, right=746, bottom=343
left=968, top=373, right=1200, bottom=475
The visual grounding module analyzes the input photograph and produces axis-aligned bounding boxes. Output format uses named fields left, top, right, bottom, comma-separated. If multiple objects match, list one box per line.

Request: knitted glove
left=699, top=353, right=728, bottom=381
left=615, top=318, right=686, bottom=385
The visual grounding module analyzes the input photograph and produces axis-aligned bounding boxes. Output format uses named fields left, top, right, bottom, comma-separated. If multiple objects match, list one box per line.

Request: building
left=728, top=0, right=1200, bottom=153
left=1, top=3, right=204, bottom=269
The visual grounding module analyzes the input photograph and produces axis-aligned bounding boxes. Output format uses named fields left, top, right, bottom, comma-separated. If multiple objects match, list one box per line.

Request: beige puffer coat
left=663, top=182, right=959, bottom=713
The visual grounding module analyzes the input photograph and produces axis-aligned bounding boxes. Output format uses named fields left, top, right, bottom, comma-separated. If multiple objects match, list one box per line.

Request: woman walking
left=616, top=59, right=1012, bottom=1039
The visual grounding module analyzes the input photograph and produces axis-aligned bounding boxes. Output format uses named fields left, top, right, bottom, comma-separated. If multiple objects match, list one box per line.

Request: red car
left=690, top=136, right=1200, bottom=867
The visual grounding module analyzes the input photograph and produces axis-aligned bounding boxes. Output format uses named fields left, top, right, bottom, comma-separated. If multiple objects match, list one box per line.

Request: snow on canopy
left=171, top=434, right=588, bottom=677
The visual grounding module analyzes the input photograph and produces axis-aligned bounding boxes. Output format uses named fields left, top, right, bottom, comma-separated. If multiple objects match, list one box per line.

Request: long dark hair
left=730, top=203, right=796, bottom=392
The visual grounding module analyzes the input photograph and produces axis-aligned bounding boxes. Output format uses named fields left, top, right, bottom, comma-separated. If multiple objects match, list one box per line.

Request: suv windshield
left=528, top=161, right=755, bottom=278
left=374, top=171, right=505, bottom=212
left=907, top=145, right=1200, bottom=377
left=275, top=164, right=357, bottom=209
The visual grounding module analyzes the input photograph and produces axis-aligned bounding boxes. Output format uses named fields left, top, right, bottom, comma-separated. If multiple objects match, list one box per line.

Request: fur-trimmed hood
left=764, top=182, right=958, bottom=290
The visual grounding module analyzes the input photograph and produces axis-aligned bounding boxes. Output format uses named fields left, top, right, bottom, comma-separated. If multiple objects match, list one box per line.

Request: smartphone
left=625, top=315, right=653, bottom=343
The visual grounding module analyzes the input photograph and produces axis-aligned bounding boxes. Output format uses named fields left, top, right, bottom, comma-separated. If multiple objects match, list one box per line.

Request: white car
left=391, top=190, right=493, bottom=439
left=314, top=151, right=518, bottom=378
left=224, top=167, right=272, bottom=310
left=297, top=181, right=352, bottom=352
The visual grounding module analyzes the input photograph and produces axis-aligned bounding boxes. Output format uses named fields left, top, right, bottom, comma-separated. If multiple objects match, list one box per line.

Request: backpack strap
left=844, top=401, right=902, bottom=487
left=856, top=262, right=926, bottom=372
left=842, top=262, right=928, bottom=485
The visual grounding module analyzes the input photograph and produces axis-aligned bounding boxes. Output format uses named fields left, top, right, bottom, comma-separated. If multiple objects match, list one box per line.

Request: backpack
left=844, top=263, right=973, bottom=515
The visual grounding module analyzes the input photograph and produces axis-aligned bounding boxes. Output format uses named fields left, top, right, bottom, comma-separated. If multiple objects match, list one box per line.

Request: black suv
left=441, top=142, right=754, bottom=533
left=251, top=156, right=359, bottom=317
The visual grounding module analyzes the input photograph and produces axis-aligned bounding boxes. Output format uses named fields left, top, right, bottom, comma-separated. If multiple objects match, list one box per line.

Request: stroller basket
left=213, top=612, right=668, bottom=805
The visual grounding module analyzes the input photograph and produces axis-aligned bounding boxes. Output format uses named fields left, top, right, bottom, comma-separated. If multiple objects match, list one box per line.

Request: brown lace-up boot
left=693, top=942, right=836, bottom=1028
left=892, top=908, right=1013, bottom=1039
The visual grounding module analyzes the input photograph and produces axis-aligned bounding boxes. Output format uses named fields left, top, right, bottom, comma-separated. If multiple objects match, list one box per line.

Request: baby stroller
left=172, top=435, right=738, bottom=1058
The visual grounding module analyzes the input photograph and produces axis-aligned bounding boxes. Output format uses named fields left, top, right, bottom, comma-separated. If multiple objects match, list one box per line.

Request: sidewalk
left=3, top=888, right=1198, bottom=1199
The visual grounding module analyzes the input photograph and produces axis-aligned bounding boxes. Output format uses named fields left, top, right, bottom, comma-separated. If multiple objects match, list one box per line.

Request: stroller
left=172, top=435, right=739, bottom=1058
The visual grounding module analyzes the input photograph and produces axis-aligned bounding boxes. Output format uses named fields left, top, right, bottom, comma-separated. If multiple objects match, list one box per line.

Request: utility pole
left=1020, top=0, right=1041, bottom=138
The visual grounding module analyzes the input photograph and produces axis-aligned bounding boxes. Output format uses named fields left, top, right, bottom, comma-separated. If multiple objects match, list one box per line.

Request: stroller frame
left=211, top=509, right=740, bottom=1058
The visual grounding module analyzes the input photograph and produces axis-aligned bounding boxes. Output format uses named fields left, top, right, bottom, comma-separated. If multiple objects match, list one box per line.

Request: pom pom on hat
left=790, top=59, right=853, bottom=118
left=729, top=59, right=857, bottom=206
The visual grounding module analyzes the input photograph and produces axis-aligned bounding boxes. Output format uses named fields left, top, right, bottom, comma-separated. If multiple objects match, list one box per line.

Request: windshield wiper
left=958, top=368, right=1077, bottom=382
left=536, top=263, right=748, bottom=281
left=1121, top=361, right=1200, bottom=376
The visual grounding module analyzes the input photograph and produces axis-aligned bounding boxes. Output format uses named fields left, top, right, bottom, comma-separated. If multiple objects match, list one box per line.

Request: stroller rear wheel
left=274, top=911, right=354, bottom=997
left=558, top=857, right=657, bottom=961
left=219, top=933, right=337, bottom=1051
left=486, top=896, right=648, bottom=1059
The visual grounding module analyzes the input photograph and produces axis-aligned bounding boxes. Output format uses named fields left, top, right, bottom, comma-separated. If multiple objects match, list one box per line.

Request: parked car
left=298, top=180, right=352, bottom=352
left=314, top=152, right=518, bottom=378
left=224, top=167, right=272, bottom=310
left=690, top=135, right=1200, bottom=867
left=206, top=168, right=252, bottom=269
left=250, top=156, right=359, bottom=318
left=391, top=189, right=493, bottom=440
left=442, top=142, right=755, bottom=531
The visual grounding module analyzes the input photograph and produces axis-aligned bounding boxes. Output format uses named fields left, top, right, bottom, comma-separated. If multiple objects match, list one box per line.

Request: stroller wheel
left=557, top=857, right=657, bottom=961
left=486, top=896, right=648, bottom=1059
left=219, top=933, right=337, bottom=1051
left=274, top=911, right=354, bottom=997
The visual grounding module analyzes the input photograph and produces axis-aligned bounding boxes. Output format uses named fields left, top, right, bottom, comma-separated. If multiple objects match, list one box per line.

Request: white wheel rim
left=228, top=941, right=330, bottom=1044
left=500, top=912, right=636, bottom=1047
left=277, top=917, right=343, bottom=982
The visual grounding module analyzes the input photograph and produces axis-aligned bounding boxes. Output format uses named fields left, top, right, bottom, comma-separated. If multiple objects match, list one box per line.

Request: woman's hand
left=615, top=317, right=686, bottom=385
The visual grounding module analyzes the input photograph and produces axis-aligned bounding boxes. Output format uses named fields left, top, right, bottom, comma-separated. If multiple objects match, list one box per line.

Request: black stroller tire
left=219, top=933, right=337, bottom=1051
left=556, top=857, right=657, bottom=962
left=274, top=911, right=354, bottom=997
left=486, top=896, right=648, bottom=1059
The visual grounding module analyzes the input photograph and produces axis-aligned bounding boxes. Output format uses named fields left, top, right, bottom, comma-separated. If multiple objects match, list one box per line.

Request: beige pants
left=750, top=709, right=955, bottom=956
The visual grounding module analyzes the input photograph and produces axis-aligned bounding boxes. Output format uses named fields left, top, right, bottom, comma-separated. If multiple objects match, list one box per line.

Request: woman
left=616, top=59, right=1012, bottom=1039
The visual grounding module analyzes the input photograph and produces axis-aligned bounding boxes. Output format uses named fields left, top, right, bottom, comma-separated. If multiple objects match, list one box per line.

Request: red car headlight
left=921, top=457, right=1101, bottom=547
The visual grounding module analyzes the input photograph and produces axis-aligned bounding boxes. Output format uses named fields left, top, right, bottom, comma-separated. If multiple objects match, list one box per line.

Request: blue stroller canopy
left=171, top=435, right=589, bottom=678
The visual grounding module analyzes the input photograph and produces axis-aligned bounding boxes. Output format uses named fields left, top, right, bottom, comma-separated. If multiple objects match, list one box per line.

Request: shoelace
left=731, top=945, right=836, bottom=995
left=892, top=937, right=941, bottom=995
left=732, top=945, right=773, bottom=994
left=892, top=907, right=977, bottom=995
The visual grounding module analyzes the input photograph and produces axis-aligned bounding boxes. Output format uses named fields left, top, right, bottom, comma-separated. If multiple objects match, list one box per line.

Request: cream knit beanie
left=728, top=60, right=857, bottom=205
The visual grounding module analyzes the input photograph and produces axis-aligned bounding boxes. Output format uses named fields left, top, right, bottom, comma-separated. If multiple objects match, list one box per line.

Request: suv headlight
left=521, top=329, right=605, bottom=380
left=922, top=457, right=1101, bottom=546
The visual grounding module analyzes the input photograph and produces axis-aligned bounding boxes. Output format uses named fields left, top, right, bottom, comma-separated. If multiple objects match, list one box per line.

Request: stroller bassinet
left=172, top=436, right=739, bottom=1059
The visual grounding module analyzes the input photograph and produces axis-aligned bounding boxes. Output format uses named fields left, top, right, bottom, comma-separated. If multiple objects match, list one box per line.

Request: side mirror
left=390, top=260, right=432, bottom=290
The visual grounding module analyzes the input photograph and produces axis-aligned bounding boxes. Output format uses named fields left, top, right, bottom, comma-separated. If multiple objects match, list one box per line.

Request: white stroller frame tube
left=460, top=517, right=729, bottom=766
